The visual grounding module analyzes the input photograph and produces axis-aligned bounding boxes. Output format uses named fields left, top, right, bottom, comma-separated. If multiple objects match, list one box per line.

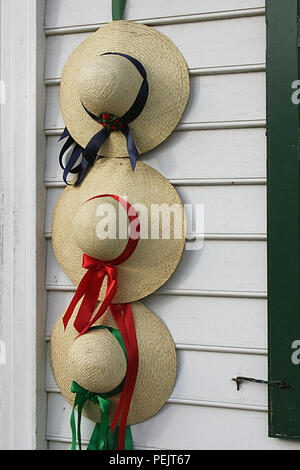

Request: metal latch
left=232, top=376, right=291, bottom=391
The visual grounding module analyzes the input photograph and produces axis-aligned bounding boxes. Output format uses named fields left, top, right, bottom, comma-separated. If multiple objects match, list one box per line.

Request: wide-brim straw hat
left=52, top=158, right=186, bottom=303
left=50, top=301, right=177, bottom=425
left=60, top=20, right=190, bottom=158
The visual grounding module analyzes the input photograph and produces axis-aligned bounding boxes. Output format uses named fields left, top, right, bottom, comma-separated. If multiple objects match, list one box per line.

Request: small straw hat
left=60, top=20, right=190, bottom=159
left=52, top=158, right=186, bottom=303
left=50, top=301, right=177, bottom=425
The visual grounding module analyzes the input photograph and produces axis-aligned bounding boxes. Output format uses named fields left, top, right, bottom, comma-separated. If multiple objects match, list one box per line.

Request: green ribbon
left=70, top=325, right=133, bottom=450
left=88, top=423, right=133, bottom=450
left=112, top=0, right=126, bottom=21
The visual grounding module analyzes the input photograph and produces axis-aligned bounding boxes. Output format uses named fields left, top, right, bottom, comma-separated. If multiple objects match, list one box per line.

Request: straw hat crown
left=72, top=196, right=130, bottom=261
left=78, top=54, right=144, bottom=118
left=67, top=328, right=127, bottom=393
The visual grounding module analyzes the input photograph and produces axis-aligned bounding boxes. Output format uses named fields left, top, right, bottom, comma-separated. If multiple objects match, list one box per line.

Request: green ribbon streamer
left=112, top=0, right=126, bottom=20
left=70, top=326, right=133, bottom=450
left=88, top=424, right=133, bottom=450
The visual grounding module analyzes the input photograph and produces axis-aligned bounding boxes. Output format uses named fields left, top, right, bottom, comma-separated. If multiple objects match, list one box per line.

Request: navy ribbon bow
left=59, top=52, right=149, bottom=186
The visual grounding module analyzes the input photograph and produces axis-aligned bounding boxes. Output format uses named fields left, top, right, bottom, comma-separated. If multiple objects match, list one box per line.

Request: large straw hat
left=52, top=158, right=186, bottom=303
left=60, top=20, right=190, bottom=158
left=50, top=301, right=177, bottom=425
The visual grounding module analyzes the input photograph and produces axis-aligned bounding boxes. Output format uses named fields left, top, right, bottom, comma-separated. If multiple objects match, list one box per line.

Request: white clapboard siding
left=46, top=395, right=300, bottom=450
left=45, top=291, right=267, bottom=350
left=46, top=128, right=267, bottom=182
left=45, top=0, right=265, bottom=30
left=45, top=73, right=266, bottom=131
left=45, top=184, right=266, bottom=236
left=144, top=295, right=267, bottom=350
left=46, top=344, right=268, bottom=407
left=43, top=0, right=299, bottom=451
left=46, top=239, right=267, bottom=293
left=45, top=16, right=265, bottom=79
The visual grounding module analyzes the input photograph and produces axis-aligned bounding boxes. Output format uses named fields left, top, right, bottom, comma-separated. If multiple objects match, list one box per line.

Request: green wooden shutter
left=267, top=0, right=300, bottom=438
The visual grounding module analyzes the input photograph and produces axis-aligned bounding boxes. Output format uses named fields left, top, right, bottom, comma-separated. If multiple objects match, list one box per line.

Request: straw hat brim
left=52, top=158, right=186, bottom=303
left=50, top=301, right=177, bottom=425
left=60, top=20, right=190, bottom=157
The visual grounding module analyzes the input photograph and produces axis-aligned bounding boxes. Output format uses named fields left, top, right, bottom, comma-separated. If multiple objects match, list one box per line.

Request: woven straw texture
left=52, top=158, right=186, bottom=303
left=73, top=196, right=130, bottom=261
left=50, top=301, right=177, bottom=425
left=60, top=20, right=190, bottom=157
left=67, top=329, right=127, bottom=393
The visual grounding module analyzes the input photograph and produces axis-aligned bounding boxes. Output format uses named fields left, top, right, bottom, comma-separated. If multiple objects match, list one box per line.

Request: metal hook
left=232, top=376, right=291, bottom=391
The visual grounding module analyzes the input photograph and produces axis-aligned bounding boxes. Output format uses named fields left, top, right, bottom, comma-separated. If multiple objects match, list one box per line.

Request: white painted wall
left=0, top=0, right=47, bottom=450
left=43, top=0, right=300, bottom=450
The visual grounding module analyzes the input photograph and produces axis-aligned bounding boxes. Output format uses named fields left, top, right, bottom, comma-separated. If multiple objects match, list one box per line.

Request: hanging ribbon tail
left=58, top=128, right=78, bottom=183
left=61, top=142, right=83, bottom=173
left=70, top=381, right=112, bottom=451
left=106, top=426, right=133, bottom=450
left=81, top=127, right=109, bottom=167
left=77, top=271, right=117, bottom=337
left=109, top=306, right=129, bottom=436
left=70, top=382, right=88, bottom=450
left=58, top=126, right=87, bottom=185
left=106, top=426, right=119, bottom=450
left=110, top=303, right=139, bottom=450
left=87, top=396, right=111, bottom=450
left=58, top=127, right=70, bottom=142
left=73, top=156, right=92, bottom=187
left=62, top=143, right=85, bottom=184
left=58, top=135, right=75, bottom=169
left=68, top=127, right=109, bottom=186
left=118, top=304, right=139, bottom=449
left=67, top=143, right=84, bottom=175
left=73, top=270, right=106, bottom=333
left=63, top=270, right=95, bottom=330
left=58, top=126, right=109, bottom=186
left=125, top=426, right=134, bottom=450
left=121, top=125, right=138, bottom=171
left=87, top=423, right=102, bottom=451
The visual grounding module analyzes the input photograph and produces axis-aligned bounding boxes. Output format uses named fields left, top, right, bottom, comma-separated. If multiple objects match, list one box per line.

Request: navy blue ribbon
left=59, top=52, right=149, bottom=186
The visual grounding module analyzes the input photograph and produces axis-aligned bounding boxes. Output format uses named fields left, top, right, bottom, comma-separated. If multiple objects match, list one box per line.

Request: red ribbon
left=110, top=303, right=139, bottom=450
left=63, top=254, right=118, bottom=334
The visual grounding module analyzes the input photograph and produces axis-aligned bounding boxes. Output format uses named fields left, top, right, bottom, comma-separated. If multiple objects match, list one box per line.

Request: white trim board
left=0, top=0, right=47, bottom=450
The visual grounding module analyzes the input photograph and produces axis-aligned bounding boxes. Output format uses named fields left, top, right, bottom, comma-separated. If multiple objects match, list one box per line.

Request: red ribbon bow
left=63, top=254, right=118, bottom=335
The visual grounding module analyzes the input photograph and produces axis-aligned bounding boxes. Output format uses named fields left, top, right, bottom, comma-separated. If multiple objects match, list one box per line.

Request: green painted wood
left=112, top=0, right=126, bottom=20
left=267, top=0, right=300, bottom=438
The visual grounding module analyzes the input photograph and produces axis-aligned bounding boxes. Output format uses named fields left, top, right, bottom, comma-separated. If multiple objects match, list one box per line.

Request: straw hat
left=52, top=158, right=186, bottom=303
left=50, top=301, right=177, bottom=425
left=60, top=20, right=190, bottom=158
